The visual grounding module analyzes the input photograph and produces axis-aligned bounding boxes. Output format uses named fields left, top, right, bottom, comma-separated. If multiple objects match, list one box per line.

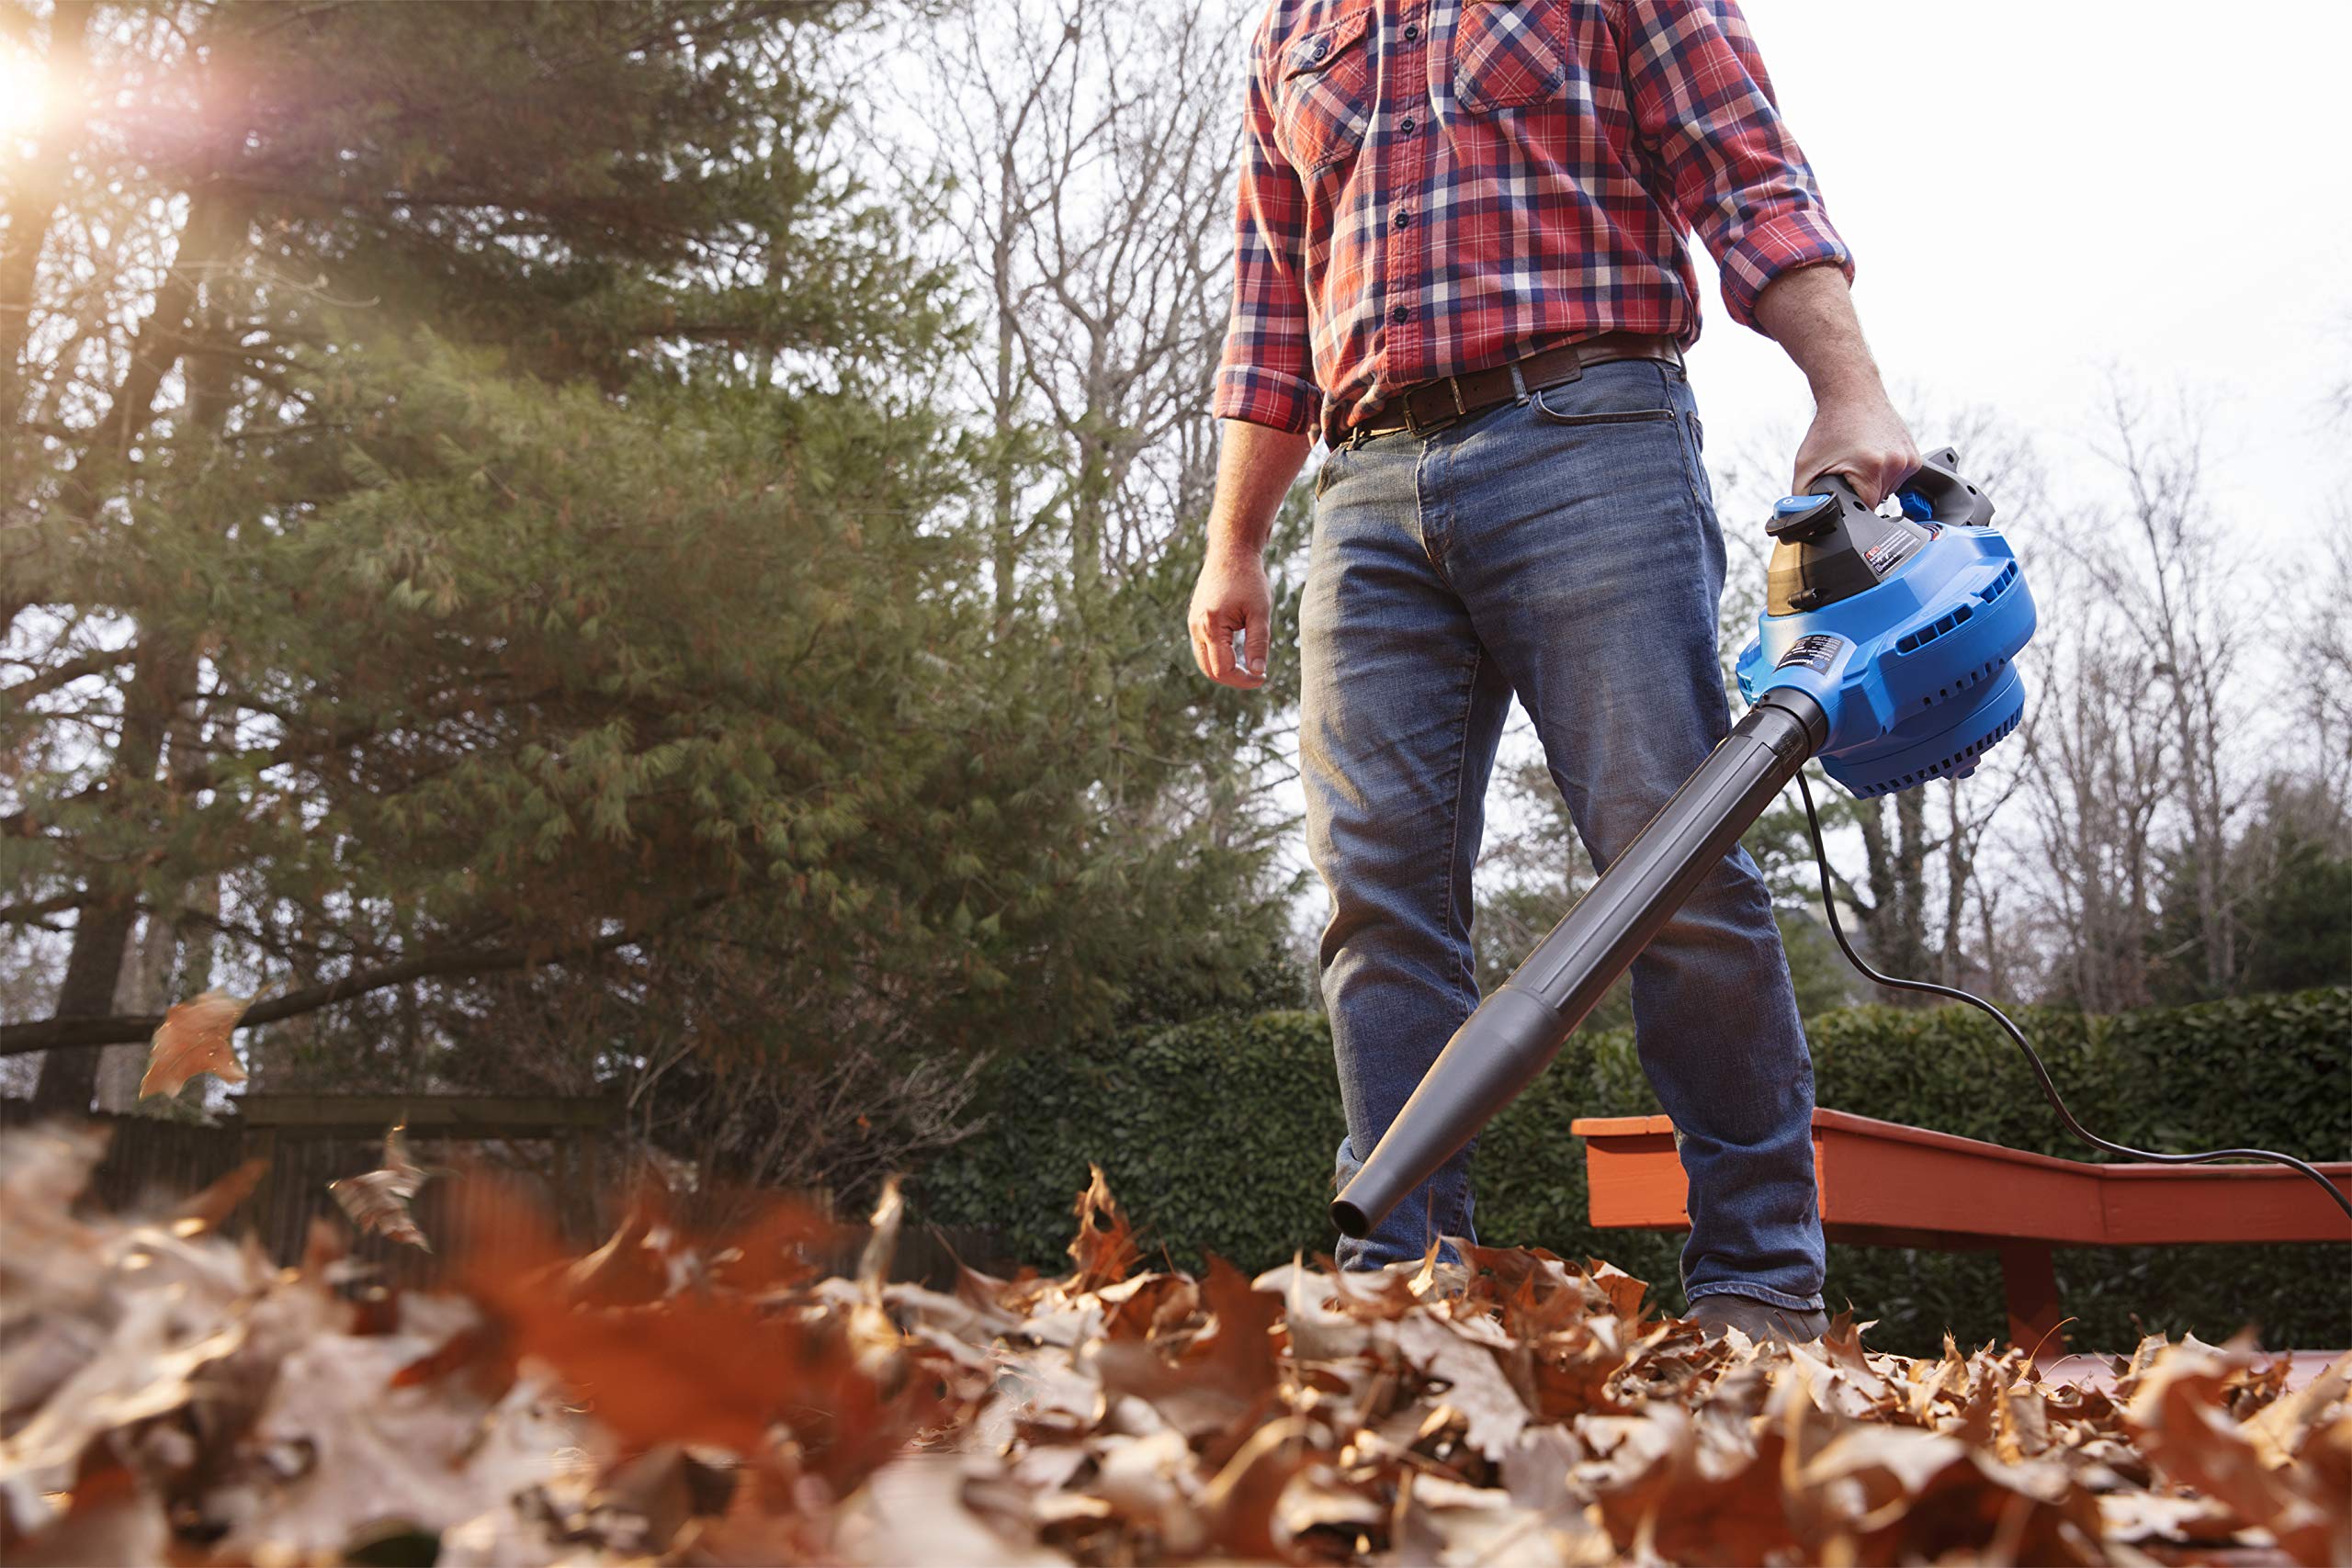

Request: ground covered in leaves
left=3, top=1126, right=2346, bottom=1566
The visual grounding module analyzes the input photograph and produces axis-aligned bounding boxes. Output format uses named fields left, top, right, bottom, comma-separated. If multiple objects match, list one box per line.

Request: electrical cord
left=1793, top=768, right=2352, bottom=1226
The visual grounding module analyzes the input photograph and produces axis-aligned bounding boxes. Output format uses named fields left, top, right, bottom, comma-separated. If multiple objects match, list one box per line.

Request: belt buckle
left=1404, top=376, right=1465, bottom=438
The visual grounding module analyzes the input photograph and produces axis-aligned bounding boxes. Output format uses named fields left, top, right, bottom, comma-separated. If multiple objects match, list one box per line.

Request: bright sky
left=1272, top=0, right=2352, bottom=929
left=1690, top=0, right=2351, bottom=541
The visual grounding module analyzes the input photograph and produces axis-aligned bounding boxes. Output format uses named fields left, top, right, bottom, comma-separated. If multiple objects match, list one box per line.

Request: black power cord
left=1793, top=768, right=2352, bottom=1226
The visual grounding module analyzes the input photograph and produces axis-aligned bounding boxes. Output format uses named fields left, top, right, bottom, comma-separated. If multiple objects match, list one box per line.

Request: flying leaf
left=1064, top=1162, right=1138, bottom=1290
left=136, top=989, right=251, bottom=1100
left=169, top=1157, right=269, bottom=1236
left=327, top=1122, right=430, bottom=1250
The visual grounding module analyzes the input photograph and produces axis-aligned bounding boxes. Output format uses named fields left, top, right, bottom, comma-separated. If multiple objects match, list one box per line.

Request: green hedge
left=914, top=988, right=2351, bottom=1356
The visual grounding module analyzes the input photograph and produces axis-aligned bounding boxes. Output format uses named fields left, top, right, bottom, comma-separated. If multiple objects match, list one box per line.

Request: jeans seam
left=1427, top=641, right=1482, bottom=1242
left=1413, top=428, right=1447, bottom=571
left=1439, top=643, right=1482, bottom=1015
left=1646, top=362, right=1702, bottom=517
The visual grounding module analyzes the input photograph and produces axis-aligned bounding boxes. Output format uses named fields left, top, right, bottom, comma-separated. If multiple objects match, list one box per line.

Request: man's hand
left=1190, top=547, right=1272, bottom=688
left=1790, top=384, right=1920, bottom=507
left=1753, top=264, right=1920, bottom=507
left=1189, top=418, right=1311, bottom=690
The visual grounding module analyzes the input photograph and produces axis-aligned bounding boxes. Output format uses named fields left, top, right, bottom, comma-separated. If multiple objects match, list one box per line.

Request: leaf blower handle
left=1329, top=686, right=1830, bottom=1243
left=1792, top=451, right=1996, bottom=532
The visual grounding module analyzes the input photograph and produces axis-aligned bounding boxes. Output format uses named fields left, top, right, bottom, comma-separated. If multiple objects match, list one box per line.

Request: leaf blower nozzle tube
left=1329, top=688, right=1828, bottom=1242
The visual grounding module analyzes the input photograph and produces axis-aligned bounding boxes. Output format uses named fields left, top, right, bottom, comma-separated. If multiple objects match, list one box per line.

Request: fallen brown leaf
left=7, top=1137, right=2345, bottom=1568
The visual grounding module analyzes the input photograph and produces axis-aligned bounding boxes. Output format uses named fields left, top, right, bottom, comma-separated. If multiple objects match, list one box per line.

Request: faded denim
left=1303, top=358, right=1826, bottom=1312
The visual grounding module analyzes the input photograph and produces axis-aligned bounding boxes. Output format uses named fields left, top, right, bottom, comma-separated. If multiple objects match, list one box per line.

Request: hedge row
left=913, top=989, right=2351, bottom=1356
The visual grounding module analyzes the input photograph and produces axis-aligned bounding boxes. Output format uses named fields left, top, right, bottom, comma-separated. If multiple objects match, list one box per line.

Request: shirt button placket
left=1378, top=4, right=1431, bottom=388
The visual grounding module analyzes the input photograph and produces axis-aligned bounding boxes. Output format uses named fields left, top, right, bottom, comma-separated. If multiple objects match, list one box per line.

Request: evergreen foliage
left=4, top=1, right=1293, bottom=1141
left=915, top=989, right=2352, bottom=1356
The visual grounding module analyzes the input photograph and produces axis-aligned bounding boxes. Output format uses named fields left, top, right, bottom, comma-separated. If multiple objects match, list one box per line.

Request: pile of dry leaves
left=3, top=1122, right=2346, bottom=1567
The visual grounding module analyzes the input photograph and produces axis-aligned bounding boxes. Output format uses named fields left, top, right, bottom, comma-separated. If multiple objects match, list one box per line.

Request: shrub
left=914, top=988, right=2351, bottom=1355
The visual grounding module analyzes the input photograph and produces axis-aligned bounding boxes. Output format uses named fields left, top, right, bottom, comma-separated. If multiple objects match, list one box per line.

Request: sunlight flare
left=0, top=43, right=48, bottom=139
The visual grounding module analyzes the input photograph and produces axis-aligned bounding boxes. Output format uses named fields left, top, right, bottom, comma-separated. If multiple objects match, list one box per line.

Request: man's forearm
left=1754, top=263, right=1920, bottom=503
left=1205, top=418, right=1313, bottom=562
left=1188, top=418, right=1311, bottom=689
left=1754, top=262, right=1884, bottom=405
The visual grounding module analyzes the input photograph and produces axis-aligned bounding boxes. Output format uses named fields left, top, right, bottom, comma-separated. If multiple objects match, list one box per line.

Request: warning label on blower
left=1775, top=633, right=1845, bottom=673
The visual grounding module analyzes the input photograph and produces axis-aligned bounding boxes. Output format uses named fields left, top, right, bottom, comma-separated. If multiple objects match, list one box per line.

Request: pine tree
left=3, top=0, right=1286, bottom=1133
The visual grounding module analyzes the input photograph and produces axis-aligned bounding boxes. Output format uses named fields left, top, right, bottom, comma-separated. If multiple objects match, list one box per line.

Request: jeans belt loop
left=1449, top=375, right=1468, bottom=416
left=1507, top=360, right=1529, bottom=402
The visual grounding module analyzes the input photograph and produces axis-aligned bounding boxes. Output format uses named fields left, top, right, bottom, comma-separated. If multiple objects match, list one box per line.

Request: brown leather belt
left=1351, top=331, right=1685, bottom=442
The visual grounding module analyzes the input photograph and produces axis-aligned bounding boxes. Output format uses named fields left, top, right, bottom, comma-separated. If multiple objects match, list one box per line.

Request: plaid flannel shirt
left=1212, top=0, right=1852, bottom=444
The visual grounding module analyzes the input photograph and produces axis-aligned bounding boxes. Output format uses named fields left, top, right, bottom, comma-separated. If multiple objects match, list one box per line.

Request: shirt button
left=1312, top=36, right=1329, bottom=57
left=1399, top=114, right=1417, bottom=134
left=1402, top=21, right=1420, bottom=41
left=1389, top=305, right=1409, bottom=324
left=1394, top=209, right=1411, bottom=230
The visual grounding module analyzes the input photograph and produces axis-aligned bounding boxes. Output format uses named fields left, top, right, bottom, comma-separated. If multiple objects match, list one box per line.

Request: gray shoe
left=1689, top=1292, right=1828, bottom=1346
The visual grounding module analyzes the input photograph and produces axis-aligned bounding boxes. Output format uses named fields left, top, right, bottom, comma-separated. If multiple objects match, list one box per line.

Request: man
left=1188, top=0, right=1918, bottom=1340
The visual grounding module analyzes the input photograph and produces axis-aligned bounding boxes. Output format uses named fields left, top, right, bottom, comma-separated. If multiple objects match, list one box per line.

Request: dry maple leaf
left=2125, top=1339, right=2349, bottom=1564
left=457, top=1183, right=936, bottom=1479
left=327, top=1122, right=431, bottom=1250
left=1095, top=1255, right=1284, bottom=1444
left=14, top=1137, right=2346, bottom=1568
left=136, top=989, right=250, bottom=1100
left=1065, top=1162, right=1139, bottom=1290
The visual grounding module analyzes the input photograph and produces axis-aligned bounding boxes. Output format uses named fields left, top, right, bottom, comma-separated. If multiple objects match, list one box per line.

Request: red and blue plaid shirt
left=1213, top=0, right=1852, bottom=444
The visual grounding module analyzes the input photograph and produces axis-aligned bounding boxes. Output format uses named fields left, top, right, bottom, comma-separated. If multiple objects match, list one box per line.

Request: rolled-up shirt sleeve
left=1211, top=19, right=1320, bottom=435
left=1616, top=0, right=1853, bottom=331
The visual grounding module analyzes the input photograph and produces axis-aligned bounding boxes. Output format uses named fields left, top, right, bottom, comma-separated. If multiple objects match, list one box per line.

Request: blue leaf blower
left=1331, top=446, right=2038, bottom=1241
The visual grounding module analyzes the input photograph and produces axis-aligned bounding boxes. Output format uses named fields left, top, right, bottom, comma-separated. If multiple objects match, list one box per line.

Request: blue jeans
left=1304, top=358, right=1825, bottom=1312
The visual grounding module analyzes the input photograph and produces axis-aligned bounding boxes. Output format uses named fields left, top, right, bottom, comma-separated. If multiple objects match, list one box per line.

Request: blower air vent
left=1896, top=601, right=1974, bottom=655
left=1920, top=655, right=2008, bottom=710
left=1848, top=705, right=2022, bottom=798
left=1892, top=563, right=2018, bottom=659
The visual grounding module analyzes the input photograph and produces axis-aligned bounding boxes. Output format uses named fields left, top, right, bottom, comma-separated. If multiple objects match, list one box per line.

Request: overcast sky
left=1690, top=0, right=2349, bottom=542
left=1269, top=0, right=2352, bottom=923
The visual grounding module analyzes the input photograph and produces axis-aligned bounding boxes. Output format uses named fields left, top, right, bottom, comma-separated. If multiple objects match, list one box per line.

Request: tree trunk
left=32, top=187, right=244, bottom=1112
left=1854, top=792, right=1934, bottom=996
left=1894, top=787, right=1929, bottom=976
left=31, top=641, right=178, bottom=1112
left=1940, top=786, right=1972, bottom=989
left=95, top=909, right=178, bottom=1110
left=990, top=162, right=1020, bottom=634
left=0, top=3, right=94, bottom=387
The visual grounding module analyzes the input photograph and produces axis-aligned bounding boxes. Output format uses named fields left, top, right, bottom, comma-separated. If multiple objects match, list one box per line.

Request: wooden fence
left=0, top=1094, right=1006, bottom=1287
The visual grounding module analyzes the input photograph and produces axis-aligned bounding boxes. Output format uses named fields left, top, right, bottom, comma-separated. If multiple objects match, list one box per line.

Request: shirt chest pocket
left=1453, top=0, right=1567, bottom=115
left=1273, top=9, right=1374, bottom=176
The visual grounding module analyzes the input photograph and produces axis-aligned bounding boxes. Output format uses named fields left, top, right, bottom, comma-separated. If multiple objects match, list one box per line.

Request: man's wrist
left=1808, top=364, right=1890, bottom=410
left=1204, top=536, right=1269, bottom=572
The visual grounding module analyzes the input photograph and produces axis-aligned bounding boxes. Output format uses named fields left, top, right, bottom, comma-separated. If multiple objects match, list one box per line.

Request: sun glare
left=0, top=47, right=50, bottom=140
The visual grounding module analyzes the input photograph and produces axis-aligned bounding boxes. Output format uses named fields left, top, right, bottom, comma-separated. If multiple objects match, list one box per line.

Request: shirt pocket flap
left=1454, top=0, right=1567, bottom=113
left=1284, top=8, right=1371, bottom=79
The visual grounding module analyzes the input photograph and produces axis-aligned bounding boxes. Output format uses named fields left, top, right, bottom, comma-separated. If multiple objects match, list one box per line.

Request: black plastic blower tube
left=1329, top=689, right=1829, bottom=1241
